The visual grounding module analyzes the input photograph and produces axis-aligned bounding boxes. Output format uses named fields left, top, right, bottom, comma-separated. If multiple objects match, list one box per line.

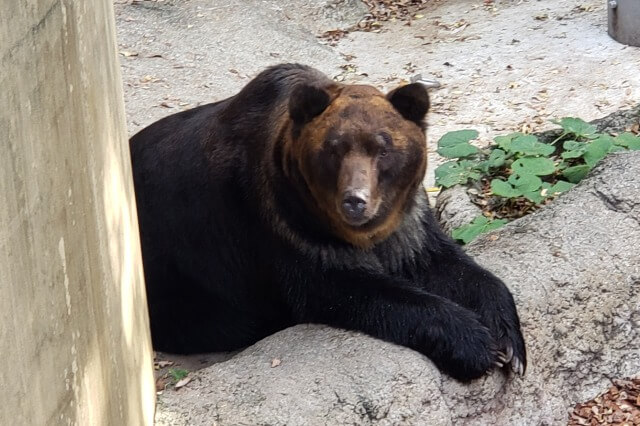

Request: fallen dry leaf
left=320, top=29, right=350, bottom=46
left=319, top=0, right=430, bottom=44
left=174, top=376, right=192, bottom=389
left=569, top=377, right=640, bottom=425
left=155, top=377, right=168, bottom=392
left=575, top=4, right=596, bottom=12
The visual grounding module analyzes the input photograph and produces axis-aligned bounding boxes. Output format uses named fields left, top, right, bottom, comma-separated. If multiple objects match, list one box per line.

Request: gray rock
left=434, top=185, right=482, bottom=235
left=156, top=325, right=451, bottom=426
left=156, top=154, right=640, bottom=425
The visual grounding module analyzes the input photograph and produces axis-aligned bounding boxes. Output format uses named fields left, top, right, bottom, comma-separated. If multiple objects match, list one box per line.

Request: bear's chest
left=273, top=191, right=430, bottom=276
left=306, top=229, right=424, bottom=276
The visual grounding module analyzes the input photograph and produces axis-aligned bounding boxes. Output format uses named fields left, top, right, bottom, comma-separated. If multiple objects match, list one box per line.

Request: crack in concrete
left=1, top=0, right=63, bottom=63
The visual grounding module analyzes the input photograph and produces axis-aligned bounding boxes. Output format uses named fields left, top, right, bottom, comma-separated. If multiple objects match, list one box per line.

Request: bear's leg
left=145, top=264, right=289, bottom=354
left=282, top=267, right=504, bottom=382
left=148, top=294, right=272, bottom=354
left=415, top=233, right=527, bottom=376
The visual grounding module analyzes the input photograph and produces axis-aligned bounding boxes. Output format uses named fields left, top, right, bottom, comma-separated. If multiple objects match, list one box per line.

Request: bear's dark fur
left=130, top=63, right=526, bottom=382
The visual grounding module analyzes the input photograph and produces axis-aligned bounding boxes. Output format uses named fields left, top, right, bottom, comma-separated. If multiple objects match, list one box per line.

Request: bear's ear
left=289, top=85, right=331, bottom=124
left=386, top=83, right=430, bottom=126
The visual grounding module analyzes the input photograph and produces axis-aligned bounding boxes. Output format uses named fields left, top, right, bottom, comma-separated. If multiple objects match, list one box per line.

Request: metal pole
left=608, top=0, right=640, bottom=47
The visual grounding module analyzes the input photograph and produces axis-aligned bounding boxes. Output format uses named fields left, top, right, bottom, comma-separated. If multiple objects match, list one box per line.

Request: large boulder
left=156, top=152, right=640, bottom=425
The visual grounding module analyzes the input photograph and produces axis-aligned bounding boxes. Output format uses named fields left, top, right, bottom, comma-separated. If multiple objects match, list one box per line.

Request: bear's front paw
left=427, top=310, right=502, bottom=382
left=494, top=324, right=527, bottom=376
left=480, top=308, right=527, bottom=377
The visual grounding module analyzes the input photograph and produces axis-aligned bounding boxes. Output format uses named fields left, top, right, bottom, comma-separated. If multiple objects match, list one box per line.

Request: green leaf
left=487, top=149, right=506, bottom=168
left=473, top=160, right=490, bottom=173
left=452, top=215, right=508, bottom=244
left=522, top=190, right=545, bottom=204
left=554, top=117, right=597, bottom=138
left=436, top=130, right=480, bottom=158
left=512, top=176, right=546, bottom=203
left=614, top=132, right=640, bottom=150
left=508, top=174, right=543, bottom=192
left=491, top=179, right=522, bottom=198
left=594, top=134, right=614, bottom=143
left=438, top=130, right=479, bottom=147
left=437, top=143, right=479, bottom=158
left=561, top=140, right=587, bottom=159
left=168, top=368, right=189, bottom=382
left=510, top=135, right=555, bottom=156
left=563, top=140, right=583, bottom=150
left=511, top=157, right=556, bottom=176
left=434, top=162, right=466, bottom=187
left=458, top=160, right=482, bottom=180
left=583, top=137, right=613, bottom=166
left=434, top=161, right=480, bottom=187
left=561, top=151, right=584, bottom=159
left=494, top=132, right=523, bottom=152
left=452, top=224, right=483, bottom=244
left=562, top=164, right=591, bottom=183
left=545, top=180, right=574, bottom=196
left=561, top=150, right=584, bottom=159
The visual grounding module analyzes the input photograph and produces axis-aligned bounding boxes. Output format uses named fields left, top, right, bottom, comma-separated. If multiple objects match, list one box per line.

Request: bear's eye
left=377, top=132, right=392, bottom=158
left=325, top=138, right=346, bottom=159
left=379, top=132, right=392, bottom=145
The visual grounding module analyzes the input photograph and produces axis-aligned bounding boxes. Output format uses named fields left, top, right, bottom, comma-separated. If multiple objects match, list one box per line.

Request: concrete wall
left=0, top=1, right=155, bottom=425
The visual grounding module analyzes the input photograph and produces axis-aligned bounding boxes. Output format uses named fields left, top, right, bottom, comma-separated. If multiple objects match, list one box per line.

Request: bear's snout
left=341, top=193, right=368, bottom=223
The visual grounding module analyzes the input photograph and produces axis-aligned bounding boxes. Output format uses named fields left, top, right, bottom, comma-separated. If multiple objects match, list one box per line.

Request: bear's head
left=283, top=81, right=429, bottom=248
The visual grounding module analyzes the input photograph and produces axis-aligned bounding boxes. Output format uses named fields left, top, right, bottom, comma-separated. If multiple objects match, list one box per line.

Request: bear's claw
left=511, top=356, right=525, bottom=376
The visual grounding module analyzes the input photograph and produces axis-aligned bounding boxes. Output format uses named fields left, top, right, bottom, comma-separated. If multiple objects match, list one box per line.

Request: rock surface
left=433, top=185, right=482, bottom=235
left=155, top=152, right=640, bottom=425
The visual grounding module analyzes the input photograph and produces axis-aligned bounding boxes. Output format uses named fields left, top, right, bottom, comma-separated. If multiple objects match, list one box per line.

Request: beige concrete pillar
left=0, top=1, right=155, bottom=425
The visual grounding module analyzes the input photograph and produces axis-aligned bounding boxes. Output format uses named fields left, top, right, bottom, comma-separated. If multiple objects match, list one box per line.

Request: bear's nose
left=341, top=195, right=367, bottom=221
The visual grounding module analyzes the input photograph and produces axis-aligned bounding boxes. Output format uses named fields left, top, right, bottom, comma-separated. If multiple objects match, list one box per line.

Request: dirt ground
left=114, top=0, right=640, bottom=188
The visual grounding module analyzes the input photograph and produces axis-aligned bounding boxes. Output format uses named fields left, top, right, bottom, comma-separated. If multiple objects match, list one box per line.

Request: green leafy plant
left=435, top=117, right=640, bottom=244
left=168, top=368, right=189, bottom=383
left=451, top=216, right=508, bottom=244
left=436, top=129, right=480, bottom=158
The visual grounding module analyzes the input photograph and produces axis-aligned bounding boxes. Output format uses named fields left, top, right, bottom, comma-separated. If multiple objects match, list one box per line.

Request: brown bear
left=129, top=63, right=526, bottom=382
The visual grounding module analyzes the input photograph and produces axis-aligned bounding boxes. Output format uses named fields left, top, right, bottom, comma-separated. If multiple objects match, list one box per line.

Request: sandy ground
left=114, top=0, right=640, bottom=188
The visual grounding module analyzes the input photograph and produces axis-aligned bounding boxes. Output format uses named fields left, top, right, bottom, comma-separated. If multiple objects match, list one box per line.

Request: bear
left=129, top=63, right=526, bottom=382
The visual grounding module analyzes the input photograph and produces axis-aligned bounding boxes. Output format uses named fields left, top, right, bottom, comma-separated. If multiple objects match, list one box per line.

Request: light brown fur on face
left=336, top=151, right=381, bottom=226
left=285, top=84, right=428, bottom=248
